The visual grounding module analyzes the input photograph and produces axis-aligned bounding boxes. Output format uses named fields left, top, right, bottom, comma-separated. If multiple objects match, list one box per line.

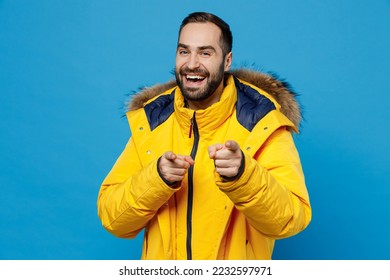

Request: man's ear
left=224, top=52, right=233, bottom=71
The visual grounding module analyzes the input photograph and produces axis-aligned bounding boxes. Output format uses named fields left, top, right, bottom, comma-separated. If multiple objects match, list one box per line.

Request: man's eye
left=179, top=50, right=188, bottom=55
left=201, top=52, right=211, bottom=56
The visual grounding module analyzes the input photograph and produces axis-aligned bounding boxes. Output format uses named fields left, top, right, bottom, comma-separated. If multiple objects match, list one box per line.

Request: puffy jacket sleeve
left=216, top=127, right=312, bottom=239
left=97, top=137, right=178, bottom=238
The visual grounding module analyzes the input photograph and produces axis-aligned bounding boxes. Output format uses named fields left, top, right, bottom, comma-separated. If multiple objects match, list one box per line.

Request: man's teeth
left=187, top=75, right=204, bottom=80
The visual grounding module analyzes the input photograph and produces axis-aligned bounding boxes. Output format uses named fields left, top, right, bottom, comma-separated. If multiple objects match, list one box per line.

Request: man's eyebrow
left=198, top=45, right=216, bottom=52
left=177, top=43, right=189, bottom=49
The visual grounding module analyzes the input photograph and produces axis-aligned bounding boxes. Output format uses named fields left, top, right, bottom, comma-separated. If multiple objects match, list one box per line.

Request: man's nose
left=187, top=54, right=200, bottom=69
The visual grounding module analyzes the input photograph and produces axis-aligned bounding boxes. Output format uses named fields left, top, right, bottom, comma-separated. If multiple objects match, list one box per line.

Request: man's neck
left=185, top=79, right=226, bottom=110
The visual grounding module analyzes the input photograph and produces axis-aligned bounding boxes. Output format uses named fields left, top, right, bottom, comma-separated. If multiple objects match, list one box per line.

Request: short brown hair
left=179, top=12, right=233, bottom=56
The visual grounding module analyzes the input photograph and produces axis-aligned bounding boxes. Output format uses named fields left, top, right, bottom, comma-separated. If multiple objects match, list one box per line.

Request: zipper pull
left=189, top=118, right=193, bottom=138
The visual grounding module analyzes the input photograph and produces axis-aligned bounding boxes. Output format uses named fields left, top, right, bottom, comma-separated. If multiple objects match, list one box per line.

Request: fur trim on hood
left=126, top=68, right=302, bottom=128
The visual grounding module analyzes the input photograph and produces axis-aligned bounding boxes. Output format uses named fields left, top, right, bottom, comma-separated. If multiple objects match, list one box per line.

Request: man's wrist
left=157, top=157, right=179, bottom=187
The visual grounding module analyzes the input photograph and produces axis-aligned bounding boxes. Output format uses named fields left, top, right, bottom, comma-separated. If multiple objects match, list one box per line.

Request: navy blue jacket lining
left=143, top=78, right=276, bottom=132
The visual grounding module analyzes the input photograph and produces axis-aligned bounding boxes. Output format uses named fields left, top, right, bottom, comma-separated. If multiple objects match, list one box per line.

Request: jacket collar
left=173, top=75, right=237, bottom=135
left=127, top=68, right=302, bottom=131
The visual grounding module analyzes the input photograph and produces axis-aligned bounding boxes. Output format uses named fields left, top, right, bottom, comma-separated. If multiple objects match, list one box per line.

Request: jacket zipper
left=186, top=113, right=199, bottom=260
left=188, top=119, right=193, bottom=138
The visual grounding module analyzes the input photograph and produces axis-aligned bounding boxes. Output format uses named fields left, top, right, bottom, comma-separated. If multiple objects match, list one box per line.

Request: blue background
left=1, top=0, right=389, bottom=260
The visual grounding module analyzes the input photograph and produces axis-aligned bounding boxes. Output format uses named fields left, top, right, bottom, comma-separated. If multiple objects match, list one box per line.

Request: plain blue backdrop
left=1, top=0, right=389, bottom=260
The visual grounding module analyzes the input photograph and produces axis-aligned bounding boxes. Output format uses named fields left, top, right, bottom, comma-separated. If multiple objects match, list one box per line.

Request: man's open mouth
left=185, top=75, right=206, bottom=86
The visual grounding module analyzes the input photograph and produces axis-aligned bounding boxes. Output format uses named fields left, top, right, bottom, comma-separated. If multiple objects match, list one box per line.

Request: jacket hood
left=126, top=68, right=302, bottom=128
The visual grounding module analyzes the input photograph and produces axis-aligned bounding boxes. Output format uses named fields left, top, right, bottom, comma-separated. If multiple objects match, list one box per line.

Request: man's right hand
left=158, top=152, right=194, bottom=184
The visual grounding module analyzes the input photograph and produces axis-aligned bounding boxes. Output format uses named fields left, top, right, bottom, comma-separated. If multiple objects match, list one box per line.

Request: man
left=97, top=12, right=311, bottom=260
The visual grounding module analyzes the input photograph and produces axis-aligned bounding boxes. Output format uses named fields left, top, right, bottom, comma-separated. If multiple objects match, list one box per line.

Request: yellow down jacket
left=97, top=69, right=312, bottom=260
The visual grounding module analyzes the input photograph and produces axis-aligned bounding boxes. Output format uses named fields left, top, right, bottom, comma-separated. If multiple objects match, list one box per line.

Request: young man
left=97, top=12, right=311, bottom=260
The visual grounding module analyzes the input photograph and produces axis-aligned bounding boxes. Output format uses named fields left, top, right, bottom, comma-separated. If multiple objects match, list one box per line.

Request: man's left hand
left=208, top=140, right=243, bottom=178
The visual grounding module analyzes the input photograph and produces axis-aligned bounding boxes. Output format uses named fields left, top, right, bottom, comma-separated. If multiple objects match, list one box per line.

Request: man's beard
left=175, top=62, right=225, bottom=102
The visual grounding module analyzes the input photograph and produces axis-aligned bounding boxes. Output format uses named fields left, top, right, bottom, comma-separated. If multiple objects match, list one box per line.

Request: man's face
left=175, top=22, right=232, bottom=105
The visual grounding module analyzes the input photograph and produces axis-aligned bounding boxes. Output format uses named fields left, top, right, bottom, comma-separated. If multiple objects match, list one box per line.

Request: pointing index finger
left=164, top=151, right=177, bottom=161
left=225, top=140, right=240, bottom=151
